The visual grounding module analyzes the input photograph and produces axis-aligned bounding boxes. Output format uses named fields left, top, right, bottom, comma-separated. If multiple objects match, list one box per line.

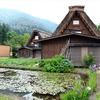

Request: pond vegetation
left=4, top=71, right=16, bottom=76
left=0, top=57, right=41, bottom=71
left=0, top=54, right=98, bottom=100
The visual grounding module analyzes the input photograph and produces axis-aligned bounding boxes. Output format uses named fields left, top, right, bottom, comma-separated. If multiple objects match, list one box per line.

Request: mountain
left=0, top=8, right=58, bottom=34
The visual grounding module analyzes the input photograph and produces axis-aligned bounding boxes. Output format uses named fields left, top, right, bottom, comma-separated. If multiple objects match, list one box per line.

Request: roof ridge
left=33, top=29, right=51, bottom=36
left=69, top=5, right=85, bottom=12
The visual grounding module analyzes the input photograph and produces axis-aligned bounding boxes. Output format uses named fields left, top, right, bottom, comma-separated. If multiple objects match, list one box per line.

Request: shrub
left=39, top=55, right=74, bottom=73
left=82, top=52, right=96, bottom=67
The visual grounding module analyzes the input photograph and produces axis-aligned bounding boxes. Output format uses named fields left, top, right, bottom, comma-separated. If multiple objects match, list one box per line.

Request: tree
left=23, top=33, right=30, bottom=45
left=16, top=33, right=30, bottom=47
left=0, top=23, right=10, bottom=44
left=98, top=23, right=100, bottom=30
left=6, top=31, right=17, bottom=40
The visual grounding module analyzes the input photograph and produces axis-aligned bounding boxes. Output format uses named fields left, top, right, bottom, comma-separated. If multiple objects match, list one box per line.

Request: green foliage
left=60, top=70, right=97, bottom=100
left=87, top=70, right=97, bottom=92
left=82, top=52, right=96, bottom=67
left=0, top=58, right=41, bottom=71
left=6, top=31, right=17, bottom=40
left=39, top=55, right=74, bottom=73
left=96, top=92, right=100, bottom=100
left=4, top=30, right=30, bottom=57
left=23, top=33, right=30, bottom=44
left=0, top=23, right=10, bottom=44
left=60, top=87, right=90, bottom=100
left=97, top=23, right=100, bottom=30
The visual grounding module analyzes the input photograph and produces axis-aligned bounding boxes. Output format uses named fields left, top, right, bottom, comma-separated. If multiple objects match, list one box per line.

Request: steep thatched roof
left=52, top=5, right=100, bottom=37
left=25, top=29, right=51, bottom=46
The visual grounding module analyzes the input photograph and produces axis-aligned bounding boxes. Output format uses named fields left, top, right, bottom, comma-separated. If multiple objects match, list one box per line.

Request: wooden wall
left=62, top=15, right=92, bottom=36
left=71, top=35, right=100, bottom=43
left=18, top=49, right=33, bottom=58
left=41, top=37, right=70, bottom=59
left=41, top=35, right=100, bottom=59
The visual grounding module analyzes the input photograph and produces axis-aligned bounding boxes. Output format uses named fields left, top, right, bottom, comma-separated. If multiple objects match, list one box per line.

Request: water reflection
left=23, top=93, right=34, bottom=100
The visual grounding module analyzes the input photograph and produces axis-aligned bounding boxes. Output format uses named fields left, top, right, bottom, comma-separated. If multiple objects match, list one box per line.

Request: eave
left=35, top=33, right=100, bottom=42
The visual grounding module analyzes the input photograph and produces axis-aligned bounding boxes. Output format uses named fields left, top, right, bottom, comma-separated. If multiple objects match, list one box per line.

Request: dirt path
left=89, top=71, right=100, bottom=100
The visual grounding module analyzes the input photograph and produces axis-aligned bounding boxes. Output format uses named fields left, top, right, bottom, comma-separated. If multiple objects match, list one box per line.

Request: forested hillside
left=0, top=8, right=58, bottom=34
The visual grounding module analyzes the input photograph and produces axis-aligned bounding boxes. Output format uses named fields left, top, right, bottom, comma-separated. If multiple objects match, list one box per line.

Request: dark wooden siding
left=70, top=47, right=82, bottom=66
left=18, top=49, right=33, bottom=58
left=41, top=35, right=100, bottom=59
left=62, top=15, right=92, bottom=36
left=41, top=35, right=100, bottom=66
left=71, top=35, right=100, bottom=43
left=41, top=37, right=69, bottom=59
left=88, top=47, right=100, bottom=66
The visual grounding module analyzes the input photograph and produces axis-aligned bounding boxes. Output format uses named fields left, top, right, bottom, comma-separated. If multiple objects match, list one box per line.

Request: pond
left=0, top=68, right=88, bottom=100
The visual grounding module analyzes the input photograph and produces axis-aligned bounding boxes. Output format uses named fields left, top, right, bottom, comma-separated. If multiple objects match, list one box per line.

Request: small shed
left=38, top=5, right=100, bottom=66
left=0, top=45, right=10, bottom=57
left=18, top=30, right=51, bottom=58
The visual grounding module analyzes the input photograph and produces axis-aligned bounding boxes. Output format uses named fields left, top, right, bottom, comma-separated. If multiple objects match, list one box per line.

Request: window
left=35, top=36, right=39, bottom=40
left=34, top=43, right=39, bottom=47
left=71, top=30, right=81, bottom=34
left=31, top=42, right=34, bottom=46
left=73, top=20, right=79, bottom=25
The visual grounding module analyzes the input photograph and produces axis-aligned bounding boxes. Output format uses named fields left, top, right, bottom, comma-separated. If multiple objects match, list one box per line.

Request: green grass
left=0, top=94, right=14, bottom=100
left=0, top=58, right=42, bottom=71
left=96, top=92, right=100, bottom=100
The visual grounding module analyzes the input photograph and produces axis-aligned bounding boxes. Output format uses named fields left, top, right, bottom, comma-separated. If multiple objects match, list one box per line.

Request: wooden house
left=0, top=45, right=10, bottom=57
left=18, top=30, right=51, bottom=58
left=38, top=5, right=100, bottom=66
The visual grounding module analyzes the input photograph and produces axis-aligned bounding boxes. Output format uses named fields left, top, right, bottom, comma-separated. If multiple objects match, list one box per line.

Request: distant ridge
left=0, top=8, right=58, bottom=34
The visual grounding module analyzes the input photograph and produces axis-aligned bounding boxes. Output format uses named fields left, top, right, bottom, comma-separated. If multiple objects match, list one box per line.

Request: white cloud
left=0, top=0, right=100, bottom=24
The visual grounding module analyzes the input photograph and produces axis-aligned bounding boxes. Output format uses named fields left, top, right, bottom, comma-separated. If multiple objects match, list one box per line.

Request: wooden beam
left=70, top=43, right=100, bottom=47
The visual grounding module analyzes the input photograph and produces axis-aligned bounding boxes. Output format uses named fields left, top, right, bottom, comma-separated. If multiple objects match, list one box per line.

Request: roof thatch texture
left=25, top=29, right=51, bottom=46
left=52, top=5, right=100, bottom=37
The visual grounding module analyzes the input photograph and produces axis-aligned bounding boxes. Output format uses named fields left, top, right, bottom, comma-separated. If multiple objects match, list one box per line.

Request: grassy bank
left=0, top=58, right=42, bottom=71
left=60, top=70, right=97, bottom=100
left=0, top=94, right=14, bottom=100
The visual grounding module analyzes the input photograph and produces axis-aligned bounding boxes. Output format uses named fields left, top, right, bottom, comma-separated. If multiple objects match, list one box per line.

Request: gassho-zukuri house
left=18, top=30, right=51, bottom=58
left=36, top=5, right=100, bottom=66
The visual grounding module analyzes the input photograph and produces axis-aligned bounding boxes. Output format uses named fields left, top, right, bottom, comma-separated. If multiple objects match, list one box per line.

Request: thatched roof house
left=38, top=5, right=100, bottom=66
left=18, top=30, right=51, bottom=58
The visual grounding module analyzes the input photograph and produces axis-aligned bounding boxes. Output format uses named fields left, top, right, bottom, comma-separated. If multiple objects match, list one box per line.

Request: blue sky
left=0, top=0, right=100, bottom=24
